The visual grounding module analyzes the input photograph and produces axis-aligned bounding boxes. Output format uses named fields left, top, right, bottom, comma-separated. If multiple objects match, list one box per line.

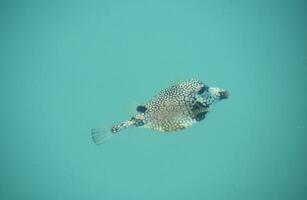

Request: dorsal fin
left=122, top=97, right=139, bottom=116
left=170, top=77, right=183, bottom=85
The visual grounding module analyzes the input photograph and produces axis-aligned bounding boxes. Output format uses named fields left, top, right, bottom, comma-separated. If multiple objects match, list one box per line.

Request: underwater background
left=1, top=0, right=306, bottom=199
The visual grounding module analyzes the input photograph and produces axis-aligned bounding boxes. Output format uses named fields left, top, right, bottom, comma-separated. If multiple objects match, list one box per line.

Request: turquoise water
left=1, top=0, right=306, bottom=199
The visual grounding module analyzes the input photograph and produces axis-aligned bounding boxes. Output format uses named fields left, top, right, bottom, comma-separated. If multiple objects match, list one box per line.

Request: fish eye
left=197, top=85, right=208, bottom=94
left=136, top=105, right=147, bottom=113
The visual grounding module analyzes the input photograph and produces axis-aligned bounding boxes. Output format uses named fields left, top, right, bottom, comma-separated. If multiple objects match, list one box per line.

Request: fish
left=91, top=78, right=228, bottom=145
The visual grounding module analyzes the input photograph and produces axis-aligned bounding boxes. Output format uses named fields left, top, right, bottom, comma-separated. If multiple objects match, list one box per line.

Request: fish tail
left=91, top=128, right=113, bottom=145
left=91, top=119, right=135, bottom=145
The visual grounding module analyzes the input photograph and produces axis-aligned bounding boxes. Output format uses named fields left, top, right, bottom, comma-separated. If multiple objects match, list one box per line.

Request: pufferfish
left=91, top=78, right=228, bottom=145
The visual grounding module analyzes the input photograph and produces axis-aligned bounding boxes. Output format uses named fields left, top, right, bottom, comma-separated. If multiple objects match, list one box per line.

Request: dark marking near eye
left=198, top=85, right=208, bottom=94
left=195, top=112, right=207, bottom=121
left=191, top=101, right=208, bottom=111
left=136, top=105, right=147, bottom=113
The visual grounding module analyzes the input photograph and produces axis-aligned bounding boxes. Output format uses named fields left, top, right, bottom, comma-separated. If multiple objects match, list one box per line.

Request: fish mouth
left=219, top=90, right=229, bottom=100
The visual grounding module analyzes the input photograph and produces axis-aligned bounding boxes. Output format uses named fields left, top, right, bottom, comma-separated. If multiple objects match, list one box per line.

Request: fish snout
left=208, top=87, right=229, bottom=100
left=218, top=90, right=229, bottom=100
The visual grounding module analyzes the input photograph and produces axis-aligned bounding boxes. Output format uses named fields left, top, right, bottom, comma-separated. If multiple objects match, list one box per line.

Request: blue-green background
left=1, top=0, right=306, bottom=199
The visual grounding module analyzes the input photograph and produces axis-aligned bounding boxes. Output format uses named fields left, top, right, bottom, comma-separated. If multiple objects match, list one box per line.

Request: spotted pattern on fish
left=109, top=78, right=228, bottom=133
left=140, top=79, right=203, bottom=131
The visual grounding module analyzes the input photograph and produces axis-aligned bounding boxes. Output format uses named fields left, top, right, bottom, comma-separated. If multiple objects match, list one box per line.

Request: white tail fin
left=91, top=128, right=113, bottom=145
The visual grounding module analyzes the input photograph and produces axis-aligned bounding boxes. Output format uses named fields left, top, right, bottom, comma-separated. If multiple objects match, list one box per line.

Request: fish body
left=92, top=78, right=228, bottom=144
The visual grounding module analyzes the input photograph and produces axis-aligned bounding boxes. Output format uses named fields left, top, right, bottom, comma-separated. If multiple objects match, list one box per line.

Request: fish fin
left=91, top=128, right=113, bottom=145
left=122, top=97, right=139, bottom=116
